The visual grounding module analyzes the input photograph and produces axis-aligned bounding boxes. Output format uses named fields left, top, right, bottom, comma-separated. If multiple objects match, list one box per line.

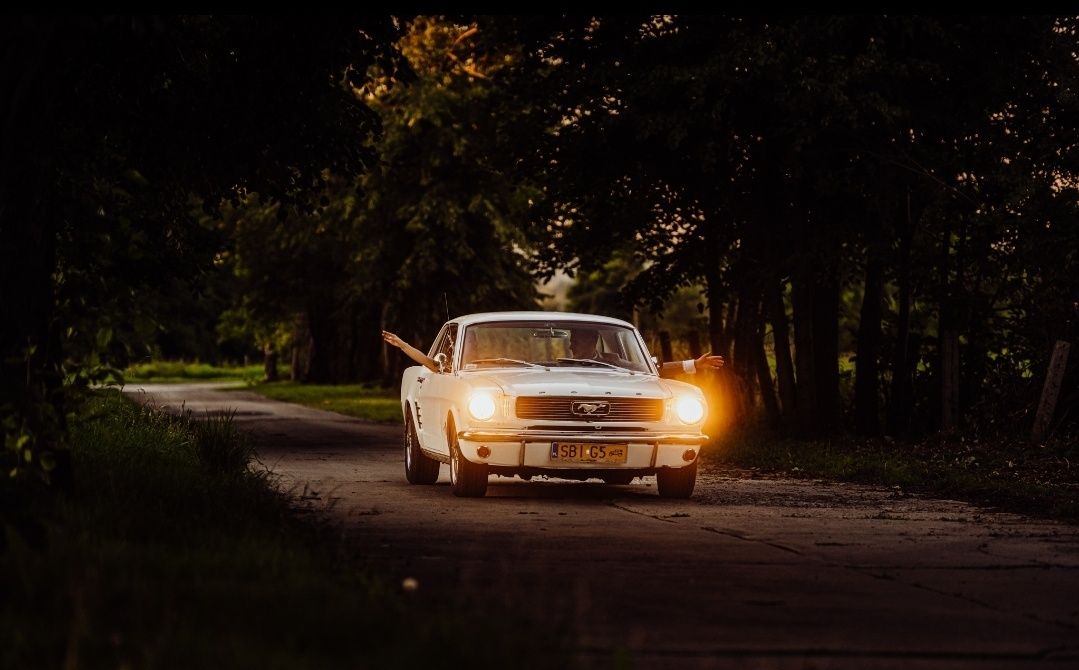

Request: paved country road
left=126, top=382, right=1079, bottom=669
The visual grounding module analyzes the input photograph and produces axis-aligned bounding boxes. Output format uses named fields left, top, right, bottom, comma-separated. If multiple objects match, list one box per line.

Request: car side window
left=433, top=324, right=458, bottom=372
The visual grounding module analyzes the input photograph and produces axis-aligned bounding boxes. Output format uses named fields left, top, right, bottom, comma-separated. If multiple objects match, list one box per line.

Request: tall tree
left=2, top=16, right=397, bottom=479
left=504, top=14, right=1079, bottom=437
left=360, top=17, right=542, bottom=379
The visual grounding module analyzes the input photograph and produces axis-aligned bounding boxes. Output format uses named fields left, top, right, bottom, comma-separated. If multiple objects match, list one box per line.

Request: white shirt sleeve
left=682, top=359, right=696, bottom=374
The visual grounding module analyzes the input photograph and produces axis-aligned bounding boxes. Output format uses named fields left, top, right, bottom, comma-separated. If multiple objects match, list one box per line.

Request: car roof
left=449, top=311, right=636, bottom=329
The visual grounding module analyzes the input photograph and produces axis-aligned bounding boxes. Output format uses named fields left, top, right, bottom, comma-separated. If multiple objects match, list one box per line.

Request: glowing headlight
left=674, top=396, right=705, bottom=424
left=468, top=392, right=497, bottom=421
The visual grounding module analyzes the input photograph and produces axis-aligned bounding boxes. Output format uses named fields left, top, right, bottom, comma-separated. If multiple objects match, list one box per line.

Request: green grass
left=243, top=381, right=402, bottom=424
left=0, top=392, right=568, bottom=669
left=709, top=430, right=1079, bottom=520
left=124, top=360, right=274, bottom=384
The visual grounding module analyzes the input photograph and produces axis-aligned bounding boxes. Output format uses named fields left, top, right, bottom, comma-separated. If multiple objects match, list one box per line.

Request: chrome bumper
left=457, top=429, right=708, bottom=445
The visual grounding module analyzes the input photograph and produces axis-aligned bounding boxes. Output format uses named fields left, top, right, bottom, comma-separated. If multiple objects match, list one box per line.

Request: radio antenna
left=443, top=292, right=450, bottom=322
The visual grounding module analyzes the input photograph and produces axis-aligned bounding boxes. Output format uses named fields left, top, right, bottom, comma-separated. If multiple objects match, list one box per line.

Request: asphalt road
left=126, top=382, right=1079, bottom=669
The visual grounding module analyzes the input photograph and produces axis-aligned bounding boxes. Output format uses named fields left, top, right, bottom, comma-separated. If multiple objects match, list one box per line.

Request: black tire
left=656, top=461, right=697, bottom=498
left=404, top=411, right=440, bottom=485
left=604, top=473, right=635, bottom=485
left=449, top=425, right=488, bottom=497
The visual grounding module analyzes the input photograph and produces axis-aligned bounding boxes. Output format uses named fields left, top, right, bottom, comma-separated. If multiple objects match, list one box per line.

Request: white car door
left=415, top=323, right=458, bottom=457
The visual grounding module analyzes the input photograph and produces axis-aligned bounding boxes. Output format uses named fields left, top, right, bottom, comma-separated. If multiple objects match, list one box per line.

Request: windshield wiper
left=555, top=357, right=623, bottom=370
left=469, top=358, right=544, bottom=368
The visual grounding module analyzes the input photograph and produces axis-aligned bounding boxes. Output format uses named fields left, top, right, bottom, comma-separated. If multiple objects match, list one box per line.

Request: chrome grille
left=516, top=396, right=664, bottom=422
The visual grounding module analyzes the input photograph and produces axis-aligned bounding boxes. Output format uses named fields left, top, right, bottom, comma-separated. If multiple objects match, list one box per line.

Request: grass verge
left=124, top=360, right=274, bottom=384
left=0, top=391, right=567, bottom=669
left=242, top=381, right=401, bottom=424
left=708, top=430, right=1079, bottom=520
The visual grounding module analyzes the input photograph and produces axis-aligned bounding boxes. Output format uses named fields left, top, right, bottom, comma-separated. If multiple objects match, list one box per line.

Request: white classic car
left=399, top=311, right=708, bottom=498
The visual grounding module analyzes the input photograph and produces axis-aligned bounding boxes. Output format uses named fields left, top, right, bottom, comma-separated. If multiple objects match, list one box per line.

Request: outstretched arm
left=659, top=352, right=725, bottom=378
left=382, top=330, right=438, bottom=372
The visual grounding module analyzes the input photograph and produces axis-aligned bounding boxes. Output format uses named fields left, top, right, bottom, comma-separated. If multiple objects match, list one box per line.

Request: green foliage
left=221, top=182, right=365, bottom=351
left=218, top=17, right=547, bottom=383
left=500, top=15, right=1079, bottom=434
left=216, top=306, right=292, bottom=363
left=244, top=382, right=402, bottom=424
left=7, top=14, right=1079, bottom=486
left=567, top=247, right=711, bottom=358
left=190, top=409, right=255, bottom=476
left=1, top=16, right=400, bottom=481
left=360, top=17, right=541, bottom=346
left=124, top=361, right=270, bottom=383
left=0, top=392, right=571, bottom=668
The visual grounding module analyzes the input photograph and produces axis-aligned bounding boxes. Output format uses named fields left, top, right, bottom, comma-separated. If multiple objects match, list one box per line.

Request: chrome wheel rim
left=450, top=444, right=459, bottom=484
left=404, top=421, right=413, bottom=470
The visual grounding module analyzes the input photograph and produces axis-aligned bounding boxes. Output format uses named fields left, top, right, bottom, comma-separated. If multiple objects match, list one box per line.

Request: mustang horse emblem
left=572, top=401, right=610, bottom=416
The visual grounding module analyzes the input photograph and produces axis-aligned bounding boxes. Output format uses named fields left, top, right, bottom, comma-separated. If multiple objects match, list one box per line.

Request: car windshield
left=459, top=321, right=653, bottom=373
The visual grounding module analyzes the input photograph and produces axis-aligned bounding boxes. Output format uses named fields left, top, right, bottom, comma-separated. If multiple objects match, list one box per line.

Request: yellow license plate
left=550, top=443, right=628, bottom=464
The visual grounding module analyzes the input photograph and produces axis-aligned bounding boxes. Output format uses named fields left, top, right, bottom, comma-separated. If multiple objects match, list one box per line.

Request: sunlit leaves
left=359, top=16, right=540, bottom=342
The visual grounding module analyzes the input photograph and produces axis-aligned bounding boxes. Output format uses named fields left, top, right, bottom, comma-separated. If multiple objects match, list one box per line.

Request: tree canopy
left=4, top=15, right=1079, bottom=483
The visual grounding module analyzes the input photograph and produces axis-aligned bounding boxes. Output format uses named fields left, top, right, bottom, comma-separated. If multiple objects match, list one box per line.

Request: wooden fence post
left=1032, top=340, right=1071, bottom=442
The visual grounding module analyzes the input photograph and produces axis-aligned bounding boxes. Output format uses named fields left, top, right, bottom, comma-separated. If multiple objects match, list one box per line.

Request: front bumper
left=456, top=429, right=707, bottom=469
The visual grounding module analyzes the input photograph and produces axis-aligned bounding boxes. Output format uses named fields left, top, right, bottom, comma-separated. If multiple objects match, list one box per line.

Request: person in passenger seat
left=568, top=327, right=724, bottom=375
left=567, top=328, right=620, bottom=363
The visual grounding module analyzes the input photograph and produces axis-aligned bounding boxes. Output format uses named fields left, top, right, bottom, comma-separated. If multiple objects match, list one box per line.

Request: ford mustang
left=399, top=311, right=708, bottom=498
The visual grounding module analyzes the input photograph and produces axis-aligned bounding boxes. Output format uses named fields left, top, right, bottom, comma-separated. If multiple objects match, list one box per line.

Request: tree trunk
left=791, top=269, right=818, bottom=436
left=938, top=212, right=960, bottom=432
left=353, top=302, right=384, bottom=382
left=380, top=299, right=396, bottom=386
left=731, top=280, right=762, bottom=425
left=766, top=279, right=797, bottom=422
left=754, top=321, right=781, bottom=426
left=659, top=330, right=673, bottom=363
left=855, top=245, right=884, bottom=435
left=721, top=298, right=738, bottom=360
left=687, top=331, right=702, bottom=359
left=303, top=306, right=335, bottom=384
left=812, top=269, right=840, bottom=434
left=888, top=193, right=916, bottom=436
left=940, top=329, right=960, bottom=431
left=290, top=317, right=303, bottom=381
left=263, top=342, right=279, bottom=382
left=705, top=267, right=724, bottom=355
left=732, top=282, right=757, bottom=380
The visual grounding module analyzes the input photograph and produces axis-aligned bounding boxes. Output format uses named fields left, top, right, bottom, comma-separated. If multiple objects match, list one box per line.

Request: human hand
left=695, top=352, right=725, bottom=369
left=381, top=330, right=405, bottom=350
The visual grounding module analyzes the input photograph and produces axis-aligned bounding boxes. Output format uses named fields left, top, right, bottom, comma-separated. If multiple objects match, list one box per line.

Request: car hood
left=465, top=368, right=675, bottom=399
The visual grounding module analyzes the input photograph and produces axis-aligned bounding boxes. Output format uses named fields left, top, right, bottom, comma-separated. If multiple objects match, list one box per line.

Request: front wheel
left=404, top=411, right=439, bottom=485
left=656, top=461, right=697, bottom=498
left=449, top=430, right=488, bottom=497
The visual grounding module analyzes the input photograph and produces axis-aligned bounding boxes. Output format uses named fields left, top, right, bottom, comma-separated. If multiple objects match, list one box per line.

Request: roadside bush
left=189, top=409, right=255, bottom=477
left=1, top=391, right=571, bottom=669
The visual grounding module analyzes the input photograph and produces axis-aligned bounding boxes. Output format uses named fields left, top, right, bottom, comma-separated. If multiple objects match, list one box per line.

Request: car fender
left=441, top=382, right=473, bottom=455
left=400, top=364, right=429, bottom=428
left=446, top=405, right=460, bottom=445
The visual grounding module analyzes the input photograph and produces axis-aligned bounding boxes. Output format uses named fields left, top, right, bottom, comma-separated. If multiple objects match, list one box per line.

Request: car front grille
left=515, top=396, right=664, bottom=422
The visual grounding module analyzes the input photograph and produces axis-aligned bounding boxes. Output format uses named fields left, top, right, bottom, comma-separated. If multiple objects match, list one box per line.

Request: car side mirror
left=433, top=352, right=448, bottom=373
